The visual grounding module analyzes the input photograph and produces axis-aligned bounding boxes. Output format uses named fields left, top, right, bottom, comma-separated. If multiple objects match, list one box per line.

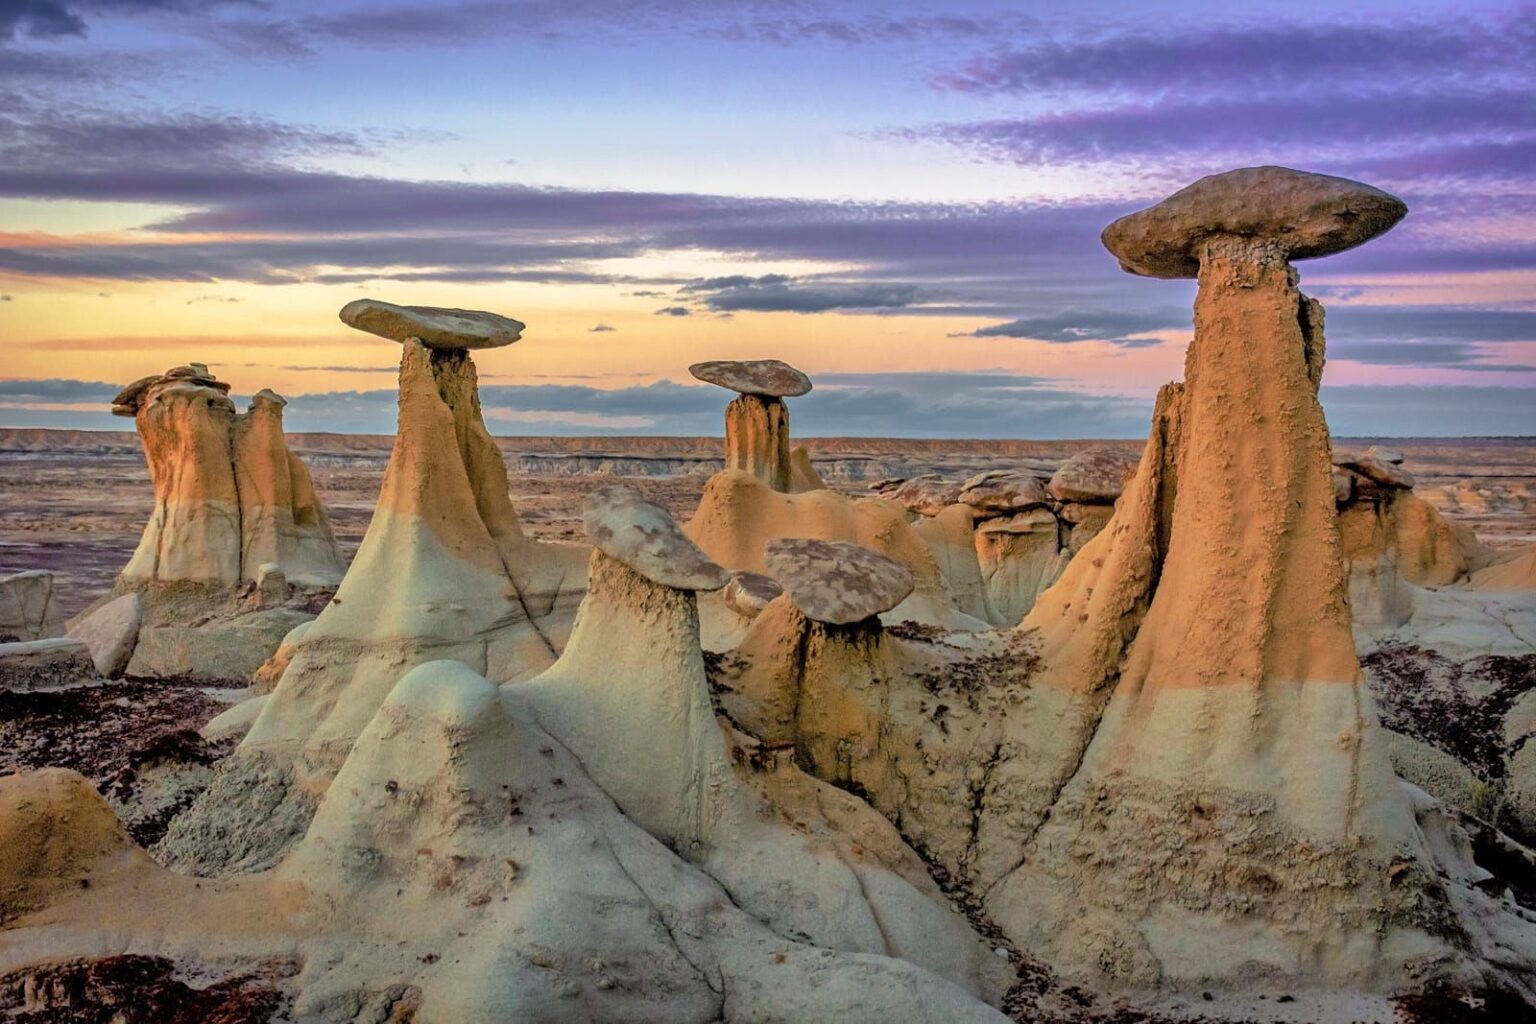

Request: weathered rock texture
left=692, top=359, right=818, bottom=493
left=0, top=638, right=97, bottom=692
left=68, top=366, right=345, bottom=680
left=163, top=331, right=589, bottom=872
left=0, top=570, right=63, bottom=642
left=686, top=469, right=985, bottom=635
left=991, top=201, right=1437, bottom=988
left=338, top=297, right=524, bottom=349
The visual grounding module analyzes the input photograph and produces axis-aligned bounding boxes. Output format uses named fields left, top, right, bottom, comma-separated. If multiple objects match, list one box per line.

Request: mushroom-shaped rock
left=339, top=298, right=525, bottom=350
left=764, top=538, right=914, bottom=625
left=691, top=359, right=812, bottom=492
left=1365, top=444, right=1405, bottom=465
left=958, top=470, right=1050, bottom=515
left=689, top=358, right=812, bottom=398
left=584, top=485, right=729, bottom=591
left=890, top=474, right=964, bottom=517
left=1102, top=166, right=1408, bottom=278
left=1047, top=447, right=1139, bottom=504
left=1337, top=453, right=1414, bottom=491
left=723, top=571, right=782, bottom=619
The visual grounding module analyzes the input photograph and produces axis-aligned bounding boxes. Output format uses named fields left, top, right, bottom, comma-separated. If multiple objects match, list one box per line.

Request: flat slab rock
left=889, top=475, right=964, bottom=517
left=764, top=538, right=914, bottom=625
left=339, top=298, right=525, bottom=350
left=584, top=485, right=729, bottom=591
left=959, top=470, right=1050, bottom=514
left=723, top=571, right=783, bottom=619
left=1102, top=166, right=1408, bottom=278
left=1336, top=454, right=1414, bottom=491
left=0, top=637, right=98, bottom=692
left=1048, top=447, right=1140, bottom=503
left=689, top=359, right=812, bottom=398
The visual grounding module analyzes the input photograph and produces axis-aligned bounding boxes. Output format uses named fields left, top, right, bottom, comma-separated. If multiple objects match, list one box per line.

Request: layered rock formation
left=1336, top=444, right=1494, bottom=628
left=160, top=302, right=589, bottom=874
left=988, top=168, right=1445, bottom=989
left=691, top=358, right=825, bottom=493
left=66, top=365, right=345, bottom=681
left=893, top=450, right=1135, bottom=627
left=5, top=177, right=1535, bottom=1023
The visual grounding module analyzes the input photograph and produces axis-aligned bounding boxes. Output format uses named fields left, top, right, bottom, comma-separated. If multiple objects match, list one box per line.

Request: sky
left=1, top=0, right=1534, bottom=438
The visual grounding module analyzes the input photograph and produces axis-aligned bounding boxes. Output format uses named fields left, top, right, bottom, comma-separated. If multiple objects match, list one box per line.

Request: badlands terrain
left=2, top=167, right=1536, bottom=1024
left=2, top=431, right=1530, bottom=623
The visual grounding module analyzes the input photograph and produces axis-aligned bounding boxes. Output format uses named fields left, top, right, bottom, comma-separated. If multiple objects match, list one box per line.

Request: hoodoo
left=67, top=364, right=344, bottom=680
left=158, top=302, right=589, bottom=874
left=515, top=488, right=1001, bottom=994
left=690, top=358, right=820, bottom=492
left=990, top=167, right=1478, bottom=988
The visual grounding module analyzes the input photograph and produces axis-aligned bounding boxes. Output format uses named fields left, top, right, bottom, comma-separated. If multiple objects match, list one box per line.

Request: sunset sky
left=2, top=0, right=1534, bottom=437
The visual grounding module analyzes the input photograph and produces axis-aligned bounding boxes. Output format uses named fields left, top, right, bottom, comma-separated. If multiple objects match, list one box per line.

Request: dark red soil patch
left=1362, top=643, right=1536, bottom=779
left=0, top=955, right=286, bottom=1023
left=0, top=680, right=229, bottom=785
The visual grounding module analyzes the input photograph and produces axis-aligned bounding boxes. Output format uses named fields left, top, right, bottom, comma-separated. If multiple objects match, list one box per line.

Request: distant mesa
left=689, top=358, right=813, bottom=398
left=338, top=297, right=525, bottom=350
left=764, top=537, right=914, bottom=625
left=1101, top=165, right=1409, bottom=278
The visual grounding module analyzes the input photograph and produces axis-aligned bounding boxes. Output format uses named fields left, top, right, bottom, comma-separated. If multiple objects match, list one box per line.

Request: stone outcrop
left=0, top=638, right=97, bottom=692
left=1336, top=446, right=1495, bottom=629
left=0, top=570, right=63, bottom=642
left=67, top=365, right=345, bottom=680
left=989, top=167, right=1474, bottom=990
left=686, top=468, right=985, bottom=635
left=892, top=456, right=1133, bottom=628
left=691, top=358, right=820, bottom=493
left=161, top=306, right=589, bottom=873
left=1046, top=447, right=1139, bottom=504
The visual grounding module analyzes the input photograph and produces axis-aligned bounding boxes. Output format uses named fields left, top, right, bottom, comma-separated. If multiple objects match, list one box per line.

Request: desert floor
left=2, top=431, right=1531, bottom=621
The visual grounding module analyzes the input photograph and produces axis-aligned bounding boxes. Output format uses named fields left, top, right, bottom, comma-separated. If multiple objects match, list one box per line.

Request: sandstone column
left=690, top=358, right=813, bottom=492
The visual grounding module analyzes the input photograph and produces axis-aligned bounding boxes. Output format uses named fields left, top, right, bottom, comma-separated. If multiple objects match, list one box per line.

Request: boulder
left=0, top=570, right=63, bottom=642
left=1101, top=165, right=1408, bottom=278
left=66, top=592, right=142, bottom=678
left=689, top=358, right=813, bottom=398
left=890, top=474, right=964, bottom=517
left=722, top=571, right=782, bottom=619
left=0, top=638, right=97, bottom=692
left=764, top=538, right=914, bottom=625
left=583, top=485, right=728, bottom=591
left=338, top=298, right=524, bottom=350
left=1047, top=448, right=1138, bottom=503
left=958, top=470, right=1049, bottom=515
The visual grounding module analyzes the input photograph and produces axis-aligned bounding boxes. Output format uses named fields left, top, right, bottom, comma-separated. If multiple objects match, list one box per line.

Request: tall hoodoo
left=690, top=358, right=815, bottom=492
left=158, top=300, right=588, bottom=875
left=991, top=168, right=1455, bottom=988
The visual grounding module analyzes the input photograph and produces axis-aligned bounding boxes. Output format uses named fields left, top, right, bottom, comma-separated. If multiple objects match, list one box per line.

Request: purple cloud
left=935, top=15, right=1533, bottom=96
